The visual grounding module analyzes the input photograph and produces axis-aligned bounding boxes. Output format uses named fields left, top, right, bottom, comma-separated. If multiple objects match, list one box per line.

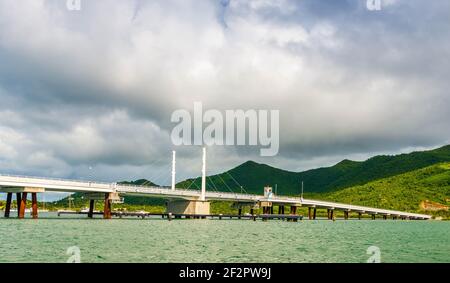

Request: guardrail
left=0, top=173, right=113, bottom=186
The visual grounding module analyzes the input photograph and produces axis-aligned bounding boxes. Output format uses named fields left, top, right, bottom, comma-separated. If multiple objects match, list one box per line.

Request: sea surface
left=0, top=212, right=449, bottom=263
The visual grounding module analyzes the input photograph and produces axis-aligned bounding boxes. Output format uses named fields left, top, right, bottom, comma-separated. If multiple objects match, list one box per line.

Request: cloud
left=0, top=0, right=449, bottom=185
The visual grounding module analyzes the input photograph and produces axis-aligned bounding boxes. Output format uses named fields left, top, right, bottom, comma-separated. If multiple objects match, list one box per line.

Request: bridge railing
left=116, top=185, right=201, bottom=196
left=301, top=198, right=430, bottom=218
left=0, top=173, right=113, bottom=186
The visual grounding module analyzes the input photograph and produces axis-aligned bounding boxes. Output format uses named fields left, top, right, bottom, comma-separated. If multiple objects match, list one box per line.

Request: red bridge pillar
left=19, top=192, right=27, bottom=219
left=103, top=193, right=112, bottom=219
left=31, top=193, right=38, bottom=219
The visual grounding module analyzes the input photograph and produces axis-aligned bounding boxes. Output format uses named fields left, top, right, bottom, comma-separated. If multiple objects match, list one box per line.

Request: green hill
left=178, top=145, right=450, bottom=195
left=314, top=163, right=450, bottom=217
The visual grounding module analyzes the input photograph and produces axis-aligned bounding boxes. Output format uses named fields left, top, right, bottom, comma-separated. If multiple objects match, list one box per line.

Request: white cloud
left=0, top=0, right=448, bottom=181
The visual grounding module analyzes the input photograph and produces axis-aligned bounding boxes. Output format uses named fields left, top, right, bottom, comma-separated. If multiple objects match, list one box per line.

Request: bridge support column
left=383, top=215, right=387, bottom=220
left=308, top=207, right=312, bottom=220
left=16, top=193, right=22, bottom=218
left=358, top=213, right=362, bottom=220
left=290, top=206, right=297, bottom=215
left=103, top=193, right=112, bottom=219
left=292, top=206, right=299, bottom=222
left=88, top=200, right=95, bottom=218
left=238, top=208, right=242, bottom=219
left=4, top=193, right=12, bottom=218
left=250, top=208, right=254, bottom=215
left=166, top=200, right=210, bottom=216
left=344, top=211, right=349, bottom=220
left=313, top=208, right=316, bottom=220
left=31, top=193, right=38, bottom=219
left=19, top=192, right=27, bottom=219
left=259, top=201, right=271, bottom=218
left=326, top=209, right=335, bottom=220
left=371, top=214, right=376, bottom=220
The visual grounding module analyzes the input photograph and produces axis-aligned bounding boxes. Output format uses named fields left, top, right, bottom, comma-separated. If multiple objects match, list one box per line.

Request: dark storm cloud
left=0, top=0, right=449, bottom=183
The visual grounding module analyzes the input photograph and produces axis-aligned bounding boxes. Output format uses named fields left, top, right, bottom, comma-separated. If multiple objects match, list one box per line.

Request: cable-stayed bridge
left=0, top=148, right=431, bottom=220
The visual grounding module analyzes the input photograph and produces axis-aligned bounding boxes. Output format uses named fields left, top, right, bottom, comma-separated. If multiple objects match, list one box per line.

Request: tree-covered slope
left=178, top=145, right=450, bottom=195
left=314, top=163, right=450, bottom=216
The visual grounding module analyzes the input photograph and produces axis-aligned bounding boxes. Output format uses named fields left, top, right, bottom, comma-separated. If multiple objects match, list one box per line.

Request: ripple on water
left=0, top=214, right=449, bottom=263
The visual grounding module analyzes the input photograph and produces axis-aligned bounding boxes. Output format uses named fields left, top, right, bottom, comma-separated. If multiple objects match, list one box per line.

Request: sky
left=0, top=0, right=449, bottom=201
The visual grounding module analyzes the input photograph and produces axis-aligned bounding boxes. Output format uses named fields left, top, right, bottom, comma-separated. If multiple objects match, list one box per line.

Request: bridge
left=0, top=148, right=431, bottom=220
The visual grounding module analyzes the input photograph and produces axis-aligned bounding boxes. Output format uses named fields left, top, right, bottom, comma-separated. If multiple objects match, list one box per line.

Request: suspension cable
left=225, top=171, right=248, bottom=194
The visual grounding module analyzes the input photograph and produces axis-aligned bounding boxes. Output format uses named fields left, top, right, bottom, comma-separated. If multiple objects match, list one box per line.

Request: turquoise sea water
left=0, top=213, right=449, bottom=263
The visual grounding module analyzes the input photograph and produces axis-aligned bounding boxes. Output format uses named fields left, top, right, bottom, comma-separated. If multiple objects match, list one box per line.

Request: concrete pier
left=166, top=200, right=210, bottom=215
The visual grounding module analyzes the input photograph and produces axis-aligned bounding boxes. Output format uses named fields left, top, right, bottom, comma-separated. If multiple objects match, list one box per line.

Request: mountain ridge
left=177, top=144, right=450, bottom=195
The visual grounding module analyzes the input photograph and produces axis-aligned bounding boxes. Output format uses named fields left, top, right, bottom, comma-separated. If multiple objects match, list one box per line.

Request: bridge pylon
left=166, top=147, right=210, bottom=216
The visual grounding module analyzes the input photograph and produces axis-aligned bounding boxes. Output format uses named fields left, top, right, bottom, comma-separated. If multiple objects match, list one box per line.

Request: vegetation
left=177, top=145, right=450, bottom=195
left=314, top=163, right=450, bottom=218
